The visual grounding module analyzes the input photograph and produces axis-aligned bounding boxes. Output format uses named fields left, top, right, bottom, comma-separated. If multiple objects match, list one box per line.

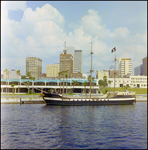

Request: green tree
left=65, top=70, right=68, bottom=94
left=92, top=77, right=95, bottom=93
left=4, top=69, right=9, bottom=95
left=27, top=72, right=31, bottom=79
left=108, top=80, right=112, bottom=87
left=17, top=70, right=20, bottom=94
left=72, top=80, right=79, bottom=93
left=31, top=77, right=35, bottom=94
left=103, top=76, right=108, bottom=87
left=58, top=72, right=62, bottom=93
left=98, top=80, right=105, bottom=94
left=26, top=81, right=30, bottom=94
left=11, top=84, right=15, bottom=94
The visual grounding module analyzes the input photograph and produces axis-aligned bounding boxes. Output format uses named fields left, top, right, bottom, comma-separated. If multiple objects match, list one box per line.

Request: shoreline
left=1, top=95, right=147, bottom=104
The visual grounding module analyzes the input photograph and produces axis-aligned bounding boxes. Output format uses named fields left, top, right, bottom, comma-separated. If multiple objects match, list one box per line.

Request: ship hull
left=43, top=97, right=136, bottom=106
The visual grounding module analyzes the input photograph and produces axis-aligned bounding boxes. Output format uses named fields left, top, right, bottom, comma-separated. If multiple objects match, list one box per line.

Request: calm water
left=1, top=102, right=147, bottom=149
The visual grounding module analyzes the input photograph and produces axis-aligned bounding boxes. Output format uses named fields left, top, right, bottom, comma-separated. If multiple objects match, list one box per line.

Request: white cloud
left=1, top=2, right=147, bottom=75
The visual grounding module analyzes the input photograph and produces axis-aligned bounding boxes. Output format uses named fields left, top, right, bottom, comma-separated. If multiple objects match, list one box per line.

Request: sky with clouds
left=1, top=1, right=147, bottom=77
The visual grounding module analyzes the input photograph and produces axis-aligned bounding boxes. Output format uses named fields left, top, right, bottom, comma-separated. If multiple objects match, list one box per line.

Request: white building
left=96, top=75, right=147, bottom=88
left=130, top=75, right=147, bottom=88
left=119, top=58, right=132, bottom=77
left=2, top=69, right=21, bottom=79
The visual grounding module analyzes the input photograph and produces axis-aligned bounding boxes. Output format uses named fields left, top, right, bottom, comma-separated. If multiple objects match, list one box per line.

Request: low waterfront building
left=1, top=76, right=147, bottom=94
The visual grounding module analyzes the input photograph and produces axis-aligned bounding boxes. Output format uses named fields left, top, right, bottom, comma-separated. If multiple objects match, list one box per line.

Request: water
left=1, top=102, right=147, bottom=149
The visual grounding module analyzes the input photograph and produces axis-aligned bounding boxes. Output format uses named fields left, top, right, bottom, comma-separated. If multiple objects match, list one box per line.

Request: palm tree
left=92, top=77, right=95, bottom=93
left=11, top=84, right=15, bottom=94
left=27, top=72, right=31, bottom=79
left=103, top=76, right=108, bottom=93
left=17, top=70, right=20, bottom=94
left=62, top=71, right=65, bottom=95
left=26, top=81, right=30, bottom=94
left=108, top=80, right=112, bottom=87
left=82, top=81, right=87, bottom=95
left=72, top=80, right=79, bottom=93
left=65, top=70, right=68, bottom=94
left=87, top=75, right=95, bottom=94
left=98, top=80, right=105, bottom=94
left=4, top=69, right=9, bottom=95
left=58, top=72, right=62, bottom=94
left=31, top=77, right=35, bottom=94
left=103, top=76, right=107, bottom=87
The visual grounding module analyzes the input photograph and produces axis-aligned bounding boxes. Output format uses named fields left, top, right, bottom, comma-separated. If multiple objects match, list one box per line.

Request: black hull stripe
left=44, top=100, right=135, bottom=106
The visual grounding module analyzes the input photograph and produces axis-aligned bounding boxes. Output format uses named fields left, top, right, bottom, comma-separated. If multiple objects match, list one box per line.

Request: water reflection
left=1, top=103, right=147, bottom=149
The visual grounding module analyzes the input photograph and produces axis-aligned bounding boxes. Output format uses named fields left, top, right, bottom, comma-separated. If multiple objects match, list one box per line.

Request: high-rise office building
left=74, top=50, right=83, bottom=74
left=142, top=56, right=147, bottom=76
left=134, top=64, right=143, bottom=75
left=46, top=64, right=59, bottom=78
left=60, top=52, right=73, bottom=78
left=67, top=46, right=83, bottom=74
left=26, top=57, right=42, bottom=79
left=119, top=58, right=132, bottom=77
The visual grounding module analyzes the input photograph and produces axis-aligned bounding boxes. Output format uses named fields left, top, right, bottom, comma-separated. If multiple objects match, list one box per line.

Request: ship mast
left=63, top=41, right=66, bottom=96
left=90, top=42, right=93, bottom=98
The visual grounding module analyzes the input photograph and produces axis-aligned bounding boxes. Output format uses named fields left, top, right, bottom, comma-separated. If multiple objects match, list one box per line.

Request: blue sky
left=1, top=1, right=147, bottom=77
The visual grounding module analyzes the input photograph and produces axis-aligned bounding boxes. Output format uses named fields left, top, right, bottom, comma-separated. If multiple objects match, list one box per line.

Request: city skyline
left=1, top=1, right=147, bottom=76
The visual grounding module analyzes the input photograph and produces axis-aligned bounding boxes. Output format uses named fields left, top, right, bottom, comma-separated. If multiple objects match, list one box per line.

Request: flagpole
left=114, top=47, right=117, bottom=94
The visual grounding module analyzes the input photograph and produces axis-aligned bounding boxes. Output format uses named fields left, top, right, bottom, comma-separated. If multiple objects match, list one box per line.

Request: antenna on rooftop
left=63, top=41, right=67, bottom=54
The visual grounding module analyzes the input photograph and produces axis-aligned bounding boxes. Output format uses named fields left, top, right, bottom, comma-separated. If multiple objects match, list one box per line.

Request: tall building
left=74, top=50, right=83, bottom=74
left=46, top=64, right=59, bottom=78
left=67, top=46, right=83, bottom=74
left=134, top=64, right=143, bottom=75
left=119, top=58, right=132, bottom=77
left=60, top=52, right=73, bottom=78
left=142, top=56, right=147, bottom=76
left=26, top=57, right=42, bottom=79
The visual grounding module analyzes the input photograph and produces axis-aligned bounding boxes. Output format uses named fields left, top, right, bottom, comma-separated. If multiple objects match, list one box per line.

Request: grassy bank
left=105, top=87, right=147, bottom=94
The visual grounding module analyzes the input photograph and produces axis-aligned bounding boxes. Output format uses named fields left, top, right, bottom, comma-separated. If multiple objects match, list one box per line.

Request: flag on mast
left=111, top=47, right=116, bottom=53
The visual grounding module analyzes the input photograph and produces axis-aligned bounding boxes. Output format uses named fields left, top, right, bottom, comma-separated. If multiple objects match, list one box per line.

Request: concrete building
left=142, top=57, right=147, bottom=76
left=119, top=58, right=132, bottom=77
left=60, top=52, right=73, bottom=78
left=74, top=50, right=83, bottom=74
left=130, top=75, right=147, bottom=88
left=46, top=64, right=59, bottom=78
left=134, top=64, right=143, bottom=75
left=109, top=70, right=119, bottom=78
left=26, top=57, right=42, bottom=79
left=66, top=46, right=83, bottom=74
left=2, top=69, right=21, bottom=79
left=96, top=70, right=109, bottom=79
left=71, top=73, right=82, bottom=78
